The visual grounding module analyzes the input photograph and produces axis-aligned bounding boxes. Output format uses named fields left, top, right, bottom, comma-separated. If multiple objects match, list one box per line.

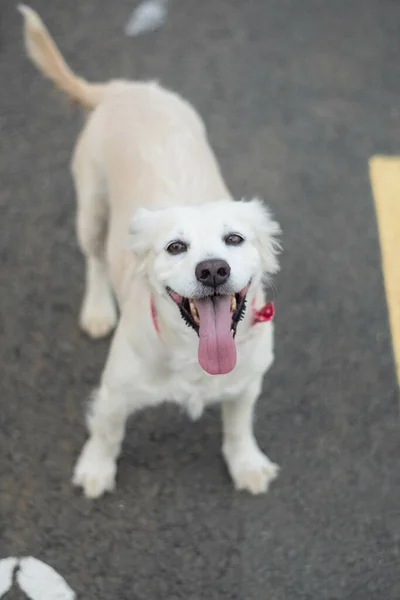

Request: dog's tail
left=18, top=5, right=105, bottom=109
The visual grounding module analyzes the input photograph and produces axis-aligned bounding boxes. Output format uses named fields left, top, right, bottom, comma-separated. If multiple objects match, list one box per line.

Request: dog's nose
left=195, top=259, right=231, bottom=288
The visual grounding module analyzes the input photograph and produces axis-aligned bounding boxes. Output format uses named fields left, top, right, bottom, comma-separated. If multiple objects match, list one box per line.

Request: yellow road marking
left=369, top=156, right=400, bottom=385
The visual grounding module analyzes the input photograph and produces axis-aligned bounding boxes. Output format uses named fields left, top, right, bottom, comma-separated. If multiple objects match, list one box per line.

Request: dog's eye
left=166, top=240, right=188, bottom=255
left=224, top=233, right=245, bottom=246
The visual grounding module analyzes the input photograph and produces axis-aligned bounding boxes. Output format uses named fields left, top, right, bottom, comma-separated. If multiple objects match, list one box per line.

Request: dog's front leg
left=221, top=379, right=279, bottom=495
left=72, top=323, right=155, bottom=499
left=72, top=382, right=131, bottom=499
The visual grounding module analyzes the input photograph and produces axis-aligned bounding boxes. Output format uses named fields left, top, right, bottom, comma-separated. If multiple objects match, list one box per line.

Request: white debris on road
left=125, top=0, right=169, bottom=37
left=0, top=556, right=75, bottom=599
left=0, top=557, right=18, bottom=596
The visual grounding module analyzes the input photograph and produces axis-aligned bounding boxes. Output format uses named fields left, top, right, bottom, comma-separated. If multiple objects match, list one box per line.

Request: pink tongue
left=194, top=296, right=237, bottom=375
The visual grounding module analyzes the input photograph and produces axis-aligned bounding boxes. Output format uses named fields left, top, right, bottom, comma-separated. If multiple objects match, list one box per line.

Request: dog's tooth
left=231, top=295, right=237, bottom=312
left=189, top=299, right=200, bottom=323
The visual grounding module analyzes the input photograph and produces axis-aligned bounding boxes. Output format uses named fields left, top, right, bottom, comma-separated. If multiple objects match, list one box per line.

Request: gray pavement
left=1, top=0, right=400, bottom=598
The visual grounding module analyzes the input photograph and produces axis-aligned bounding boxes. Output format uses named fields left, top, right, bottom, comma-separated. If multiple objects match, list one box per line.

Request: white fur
left=20, top=7, right=282, bottom=499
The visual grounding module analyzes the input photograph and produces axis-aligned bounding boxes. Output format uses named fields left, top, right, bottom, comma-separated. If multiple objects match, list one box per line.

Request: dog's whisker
left=264, top=277, right=278, bottom=301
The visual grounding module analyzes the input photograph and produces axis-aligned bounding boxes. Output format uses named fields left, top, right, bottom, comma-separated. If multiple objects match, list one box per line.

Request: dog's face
left=129, top=199, right=281, bottom=375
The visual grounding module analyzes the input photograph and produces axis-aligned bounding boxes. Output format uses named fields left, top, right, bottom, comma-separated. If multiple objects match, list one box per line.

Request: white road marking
left=125, top=0, right=169, bottom=37
left=0, top=557, right=75, bottom=599
left=0, top=557, right=18, bottom=596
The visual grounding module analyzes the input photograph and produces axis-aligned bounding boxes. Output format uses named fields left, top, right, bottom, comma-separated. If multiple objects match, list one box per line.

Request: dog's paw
left=72, top=440, right=117, bottom=499
left=79, top=299, right=117, bottom=339
left=223, top=444, right=279, bottom=495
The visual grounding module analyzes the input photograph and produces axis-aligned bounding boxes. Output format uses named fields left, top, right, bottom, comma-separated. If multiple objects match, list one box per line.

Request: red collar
left=251, top=300, right=275, bottom=325
left=150, top=298, right=274, bottom=334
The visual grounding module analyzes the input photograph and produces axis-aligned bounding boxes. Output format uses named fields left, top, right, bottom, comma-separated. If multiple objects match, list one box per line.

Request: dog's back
left=19, top=4, right=230, bottom=211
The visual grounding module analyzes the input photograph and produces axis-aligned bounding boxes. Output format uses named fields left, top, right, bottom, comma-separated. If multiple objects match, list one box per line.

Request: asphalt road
left=1, top=0, right=400, bottom=598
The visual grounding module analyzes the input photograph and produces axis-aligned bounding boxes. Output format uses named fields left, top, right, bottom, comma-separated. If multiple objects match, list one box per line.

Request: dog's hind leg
left=72, top=130, right=118, bottom=339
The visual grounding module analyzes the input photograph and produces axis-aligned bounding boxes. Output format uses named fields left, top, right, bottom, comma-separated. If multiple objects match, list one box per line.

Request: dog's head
left=129, top=199, right=281, bottom=375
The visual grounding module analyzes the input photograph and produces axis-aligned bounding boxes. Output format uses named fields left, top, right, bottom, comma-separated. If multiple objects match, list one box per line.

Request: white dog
left=20, top=6, right=282, bottom=498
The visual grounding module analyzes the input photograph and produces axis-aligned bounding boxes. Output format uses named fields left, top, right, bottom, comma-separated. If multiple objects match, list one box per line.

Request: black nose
left=195, top=259, right=231, bottom=288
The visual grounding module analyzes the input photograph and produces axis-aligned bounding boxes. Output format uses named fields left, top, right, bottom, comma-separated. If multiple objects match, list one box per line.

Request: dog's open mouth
left=166, top=286, right=249, bottom=375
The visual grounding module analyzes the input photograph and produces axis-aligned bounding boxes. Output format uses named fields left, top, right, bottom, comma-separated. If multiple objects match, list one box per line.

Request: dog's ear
left=240, top=198, right=282, bottom=275
left=128, top=207, right=159, bottom=266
